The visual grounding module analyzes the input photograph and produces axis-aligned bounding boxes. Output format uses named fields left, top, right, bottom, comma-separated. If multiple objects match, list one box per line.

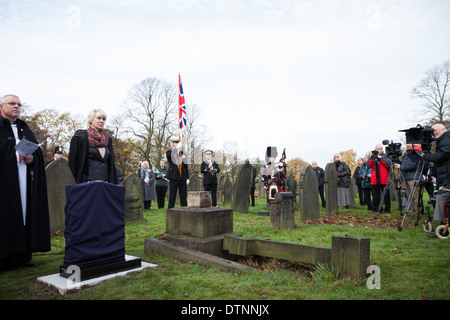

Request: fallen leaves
left=304, top=212, right=404, bottom=229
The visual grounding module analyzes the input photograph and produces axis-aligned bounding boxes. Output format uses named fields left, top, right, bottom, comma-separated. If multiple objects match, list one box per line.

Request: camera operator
left=422, top=124, right=450, bottom=188
left=394, top=144, right=424, bottom=218
left=421, top=124, right=450, bottom=236
left=369, top=143, right=392, bottom=214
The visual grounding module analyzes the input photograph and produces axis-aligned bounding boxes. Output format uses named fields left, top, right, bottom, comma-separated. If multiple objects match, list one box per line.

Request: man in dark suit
left=166, top=137, right=189, bottom=208
left=201, top=149, right=220, bottom=207
left=312, top=161, right=326, bottom=208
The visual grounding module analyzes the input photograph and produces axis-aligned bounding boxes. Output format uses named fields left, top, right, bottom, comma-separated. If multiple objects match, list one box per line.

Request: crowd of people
left=312, top=129, right=450, bottom=238
left=1, top=93, right=449, bottom=271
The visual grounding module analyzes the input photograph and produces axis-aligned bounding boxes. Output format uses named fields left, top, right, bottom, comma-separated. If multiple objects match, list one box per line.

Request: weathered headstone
left=348, top=175, right=357, bottom=209
left=286, top=173, right=298, bottom=202
left=223, top=175, right=232, bottom=204
left=46, top=158, right=75, bottom=232
left=270, top=192, right=295, bottom=229
left=232, top=161, right=253, bottom=213
left=188, top=191, right=212, bottom=208
left=188, top=173, right=201, bottom=192
left=124, top=173, right=144, bottom=221
left=325, top=163, right=338, bottom=215
left=331, top=236, right=370, bottom=279
left=299, top=165, right=320, bottom=221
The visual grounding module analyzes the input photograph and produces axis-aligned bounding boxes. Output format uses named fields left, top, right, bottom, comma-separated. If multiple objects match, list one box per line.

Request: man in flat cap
left=166, top=137, right=189, bottom=208
left=201, top=149, right=220, bottom=207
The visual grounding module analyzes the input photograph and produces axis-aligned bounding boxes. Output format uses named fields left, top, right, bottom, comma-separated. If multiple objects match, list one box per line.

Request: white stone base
left=37, top=255, right=157, bottom=295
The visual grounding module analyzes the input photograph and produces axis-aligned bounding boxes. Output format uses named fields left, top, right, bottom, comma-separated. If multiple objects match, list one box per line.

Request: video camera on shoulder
left=399, top=124, right=434, bottom=152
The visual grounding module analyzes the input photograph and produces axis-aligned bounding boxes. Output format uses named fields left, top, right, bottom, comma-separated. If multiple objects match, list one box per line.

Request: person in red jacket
left=369, top=143, right=392, bottom=214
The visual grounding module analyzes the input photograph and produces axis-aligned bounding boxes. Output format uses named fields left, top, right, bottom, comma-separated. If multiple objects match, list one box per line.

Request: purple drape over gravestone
left=63, top=181, right=126, bottom=267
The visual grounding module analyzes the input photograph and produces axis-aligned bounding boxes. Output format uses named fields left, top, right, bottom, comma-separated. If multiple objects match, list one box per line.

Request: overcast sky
left=1, top=0, right=449, bottom=167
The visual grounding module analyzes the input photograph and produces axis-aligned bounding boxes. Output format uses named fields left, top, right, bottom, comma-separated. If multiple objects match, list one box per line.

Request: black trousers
left=168, top=179, right=187, bottom=208
left=357, top=184, right=364, bottom=205
left=203, top=184, right=217, bottom=206
left=372, top=184, right=390, bottom=213
left=156, top=185, right=168, bottom=209
left=363, top=187, right=373, bottom=211
left=250, top=188, right=255, bottom=206
left=318, top=184, right=326, bottom=207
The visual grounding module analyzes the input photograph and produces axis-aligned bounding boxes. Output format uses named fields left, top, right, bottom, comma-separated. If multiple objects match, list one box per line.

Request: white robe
left=11, top=123, right=27, bottom=226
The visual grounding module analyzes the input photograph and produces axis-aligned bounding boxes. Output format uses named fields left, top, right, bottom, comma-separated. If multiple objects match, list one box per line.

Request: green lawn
left=0, top=196, right=448, bottom=301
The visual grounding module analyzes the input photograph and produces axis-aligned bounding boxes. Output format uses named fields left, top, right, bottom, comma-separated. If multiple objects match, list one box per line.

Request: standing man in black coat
left=166, top=137, right=189, bottom=208
left=201, top=150, right=220, bottom=207
left=312, top=161, right=326, bottom=208
left=422, top=124, right=450, bottom=187
left=0, top=94, right=50, bottom=271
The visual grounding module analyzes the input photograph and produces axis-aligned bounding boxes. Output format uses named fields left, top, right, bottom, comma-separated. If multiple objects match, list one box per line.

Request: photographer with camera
left=394, top=143, right=424, bottom=218
left=420, top=124, right=450, bottom=236
left=369, top=143, right=392, bottom=214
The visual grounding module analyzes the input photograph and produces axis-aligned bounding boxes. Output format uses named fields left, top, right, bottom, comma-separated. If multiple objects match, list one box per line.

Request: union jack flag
left=178, top=74, right=187, bottom=129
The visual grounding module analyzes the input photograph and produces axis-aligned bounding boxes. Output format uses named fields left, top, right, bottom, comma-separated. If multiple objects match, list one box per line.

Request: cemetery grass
left=0, top=197, right=449, bottom=300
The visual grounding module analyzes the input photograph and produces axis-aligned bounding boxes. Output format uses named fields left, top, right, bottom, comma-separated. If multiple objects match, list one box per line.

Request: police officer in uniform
left=201, top=149, right=220, bottom=207
left=166, top=137, right=189, bottom=208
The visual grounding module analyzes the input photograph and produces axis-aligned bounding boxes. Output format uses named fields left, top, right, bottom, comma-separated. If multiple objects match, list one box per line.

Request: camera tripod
left=374, top=159, right=405, bottom=219
left=398, top=158, right=427, bottom=231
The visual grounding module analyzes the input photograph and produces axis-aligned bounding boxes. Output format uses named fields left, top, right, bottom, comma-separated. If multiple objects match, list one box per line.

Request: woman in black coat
left=68, top=109, right=118, bottom=184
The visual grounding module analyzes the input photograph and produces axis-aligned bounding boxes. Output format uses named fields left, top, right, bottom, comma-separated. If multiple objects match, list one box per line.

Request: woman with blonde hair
left=68, top=109, right=118, bottom=184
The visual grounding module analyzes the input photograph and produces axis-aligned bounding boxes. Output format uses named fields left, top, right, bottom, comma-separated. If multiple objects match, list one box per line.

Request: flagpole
left=178, top=73, right=183, bottom=177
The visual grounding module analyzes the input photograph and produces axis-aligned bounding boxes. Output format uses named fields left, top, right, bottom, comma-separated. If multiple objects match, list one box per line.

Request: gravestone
left=286, top=173, right=298, bottom=202
left=46, top=158, right=75, bottom=232
left=188, top=173, right=201, bottom=192
left=188, top=191, right=212, bottom=208
left=259, top=180, right=265, bottom=200
left=124, top=173, right=144, bottom=221
left=232, top=161, right=253, bottom=213
left=270, top=192, right=295, bottom=229
left=218, top=174, right=225, bottom=203
left=331, top=236, right=370, bottom=279
left=298, top=165, right=320, bottom=221
left=324, top=163, right=338, bottom=215
left=223, top=175, right=232, bottom=204
left=349, top=175, right=357, bottom=209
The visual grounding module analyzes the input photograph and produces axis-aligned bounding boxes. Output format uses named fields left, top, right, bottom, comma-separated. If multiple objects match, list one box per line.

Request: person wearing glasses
left=68, top=109, right=118, bottom=184
left=0, top=94, right=50, bottom=271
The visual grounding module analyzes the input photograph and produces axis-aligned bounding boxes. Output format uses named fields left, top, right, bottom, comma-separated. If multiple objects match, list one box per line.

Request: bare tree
left=412, top=60, right=450, bottom=125
left=123, top=78, right=178, bottom=167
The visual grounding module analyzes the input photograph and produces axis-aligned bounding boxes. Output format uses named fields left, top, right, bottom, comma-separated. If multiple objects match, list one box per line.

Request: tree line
left=8, top=60, right=450, bottom=179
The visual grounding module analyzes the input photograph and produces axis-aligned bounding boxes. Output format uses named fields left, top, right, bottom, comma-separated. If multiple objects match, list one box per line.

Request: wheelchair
left=423, top=198, right=450, bottom=239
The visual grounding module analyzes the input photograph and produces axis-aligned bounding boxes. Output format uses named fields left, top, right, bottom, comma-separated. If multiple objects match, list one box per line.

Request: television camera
left=398, top=124, right=434, bottom=152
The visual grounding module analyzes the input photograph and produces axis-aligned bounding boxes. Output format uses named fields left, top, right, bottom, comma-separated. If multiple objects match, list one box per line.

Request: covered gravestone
left=124, top=173, right=144, bottom=221
left=232, top=161, right=253, bottom=213
left=223, top=175, right=232, bottom=204
left=270, top=192, right=295, bottom=229
left=324, top=163, right=338, bottom=215
left=46, top=158, right=75, bottom=232
left=298, top=165, right=320, bottom=221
